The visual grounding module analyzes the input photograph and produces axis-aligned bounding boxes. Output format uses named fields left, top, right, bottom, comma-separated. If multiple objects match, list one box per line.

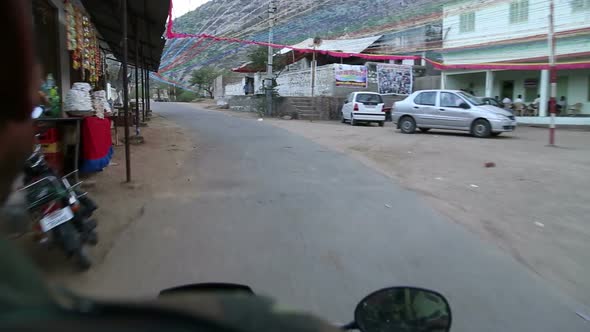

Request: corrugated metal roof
left=279, top=35, right=382, bottom=55
left=81, top=0, right=169, bottom=71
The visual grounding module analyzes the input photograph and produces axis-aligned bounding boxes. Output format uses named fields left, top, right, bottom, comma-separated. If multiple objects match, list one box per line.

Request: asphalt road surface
left=81, top=103, right=587, bottom=331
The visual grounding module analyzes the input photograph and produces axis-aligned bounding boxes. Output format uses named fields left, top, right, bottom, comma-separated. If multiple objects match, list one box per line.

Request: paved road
left=83, top=103, right=587, bottom=331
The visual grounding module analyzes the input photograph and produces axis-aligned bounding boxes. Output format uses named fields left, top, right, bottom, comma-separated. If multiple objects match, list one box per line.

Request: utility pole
left=548, top=0, right=557, bottom=145
left=266, top=0, right=276, bottom=117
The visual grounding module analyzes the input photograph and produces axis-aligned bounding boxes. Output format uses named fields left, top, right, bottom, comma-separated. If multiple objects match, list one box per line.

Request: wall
left=276, top=65, right=335, bottom=97
left=415, top=75, right=442, bottom=90
left=444, top=68, right=590, bottom=113
left=48, top=0, right=71, bottom=101
left=445, top=72, right=486, bottom=95
left=443, top=0, right=590, bottom=49
left=443, top=35, right=590, bottom=64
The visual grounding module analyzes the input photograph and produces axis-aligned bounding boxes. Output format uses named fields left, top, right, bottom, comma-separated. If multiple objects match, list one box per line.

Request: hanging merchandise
left=65, top=0, right=103, bottom=84
left=65, top=82, right=93, bottom=114
left=65, top=0, right=77, bottom=51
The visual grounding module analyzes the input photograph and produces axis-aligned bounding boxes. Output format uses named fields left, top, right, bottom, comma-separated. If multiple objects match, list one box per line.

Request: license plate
left=365, top=105, right=376, bottom=108
left=40, top=207, right=74, bottom=232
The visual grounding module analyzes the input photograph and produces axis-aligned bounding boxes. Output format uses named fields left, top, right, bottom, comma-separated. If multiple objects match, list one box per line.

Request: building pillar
left=539, top=69, right=549, bottom=117
left=485, top=70, right=494, bottom=97
left=441, top=72, right=447, bottom=89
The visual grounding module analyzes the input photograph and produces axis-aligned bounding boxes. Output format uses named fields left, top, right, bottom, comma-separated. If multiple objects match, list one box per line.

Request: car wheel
left=419, top=128, right=430, bottom=133
left=491, top=132, right=501, bottom=137
left=399, top=116, right=416, bottom=134
left=378, top=121, right=385, bottom=127
left=472, top=119, right=492, bottom=138
left=350, top=115, right=356, bottom=126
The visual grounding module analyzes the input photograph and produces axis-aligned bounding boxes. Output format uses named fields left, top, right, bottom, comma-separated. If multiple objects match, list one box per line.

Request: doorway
left=245, top=77, right=254, bottom=95
left=501, top=80, right=514, bottom=100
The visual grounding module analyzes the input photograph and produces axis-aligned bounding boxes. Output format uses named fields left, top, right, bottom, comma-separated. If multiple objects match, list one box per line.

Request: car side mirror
left=459, top=102, right=470, bottom=109
left=344, top=100, right=349, bottom=104
left=353, top=287, right=452, bottom=332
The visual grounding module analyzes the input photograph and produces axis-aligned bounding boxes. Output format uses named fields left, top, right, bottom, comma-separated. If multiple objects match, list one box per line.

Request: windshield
left=356, top=93, right=384, bottom=104
left=457, top=92, right=484, bottom=106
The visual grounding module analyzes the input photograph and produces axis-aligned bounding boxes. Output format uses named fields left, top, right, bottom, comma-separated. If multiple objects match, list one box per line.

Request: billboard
left=377, top=64, right=413, bottom=95
left=334, top=64, right=368, bottom=88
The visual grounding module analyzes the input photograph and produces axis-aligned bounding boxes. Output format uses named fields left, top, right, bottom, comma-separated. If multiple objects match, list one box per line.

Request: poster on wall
left=334, top=64, right=368, bottom=88
left=377, top=64, right=413, bottom=95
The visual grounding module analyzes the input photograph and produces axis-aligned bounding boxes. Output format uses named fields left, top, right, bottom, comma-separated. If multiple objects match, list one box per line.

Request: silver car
left=392, top=90, right=517, bottom=137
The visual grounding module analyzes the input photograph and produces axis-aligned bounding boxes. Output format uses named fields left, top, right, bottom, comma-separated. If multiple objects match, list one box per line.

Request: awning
left=279, top=35, right=383, bottom=55
left=81, top=0, right=169, bottom=71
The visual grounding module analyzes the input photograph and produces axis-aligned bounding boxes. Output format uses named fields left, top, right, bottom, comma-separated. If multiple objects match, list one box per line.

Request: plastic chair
left=568, top=103, right=583, bottom=115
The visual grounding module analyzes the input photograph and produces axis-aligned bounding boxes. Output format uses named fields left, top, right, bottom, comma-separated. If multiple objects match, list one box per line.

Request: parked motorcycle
left=18, top=109, right=99, bottom=269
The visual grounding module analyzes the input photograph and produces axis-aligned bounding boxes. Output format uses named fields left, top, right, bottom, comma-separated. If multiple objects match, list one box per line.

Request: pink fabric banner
left=165, top=0, right=590, bottom=71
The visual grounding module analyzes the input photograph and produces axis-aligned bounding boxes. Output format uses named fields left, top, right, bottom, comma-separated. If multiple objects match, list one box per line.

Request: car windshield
left=356, top=94, right=383, bottom=104
left=457, top=92, right=484, bottom=106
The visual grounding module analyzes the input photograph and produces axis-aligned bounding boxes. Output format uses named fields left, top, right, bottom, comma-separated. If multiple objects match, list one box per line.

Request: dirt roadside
left=18, top=114, right=194, bottom=285
left=265, top=118, right=590, bottom=307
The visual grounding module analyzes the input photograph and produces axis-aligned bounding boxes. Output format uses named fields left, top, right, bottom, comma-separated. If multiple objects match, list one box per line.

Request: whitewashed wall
left=444, top=0, right=590, bottom=49
left=276, top=65, right=335, bottom=97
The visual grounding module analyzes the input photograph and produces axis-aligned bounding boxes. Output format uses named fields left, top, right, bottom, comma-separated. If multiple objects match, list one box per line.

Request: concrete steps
left=289, top=97, right=320, bottom=120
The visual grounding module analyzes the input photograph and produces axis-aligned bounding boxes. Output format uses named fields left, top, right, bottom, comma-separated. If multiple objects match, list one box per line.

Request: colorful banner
left=334, top=64, right=368, bottom=88
left=377, top=64, right=413, bottom=95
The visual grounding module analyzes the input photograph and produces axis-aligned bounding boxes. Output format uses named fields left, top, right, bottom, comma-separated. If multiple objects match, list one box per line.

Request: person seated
left=514, top=95, right=524, bottom=103
left=502, top=97, right=512, bottom=109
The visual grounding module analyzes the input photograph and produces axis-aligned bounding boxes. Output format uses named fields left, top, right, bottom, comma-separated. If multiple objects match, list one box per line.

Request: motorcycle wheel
left=75, top=246, right=92, bottom=270
left=86, top=231, right=98, bottom=246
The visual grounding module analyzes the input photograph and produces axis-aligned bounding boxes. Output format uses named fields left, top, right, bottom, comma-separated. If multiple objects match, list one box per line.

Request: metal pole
left=311, top=49, right=316, bottom=97
left=265, top=0, right=276, bottom=117
left=548, top=0, right=557, bottom=145
left=121, top=0, right=131, bottom=182
left=144, top=66, right=149, bottom=120
left=146, top=70, right=150, bottom=118
left=140, top=52, right=146, bottom=123
left=134, top=22, right=140, bottom=136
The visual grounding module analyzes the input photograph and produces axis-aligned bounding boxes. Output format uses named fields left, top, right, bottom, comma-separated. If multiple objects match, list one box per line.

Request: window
left=414, top=92, right=437, bottom=106
left=588, top=76, right=590, bottom=101
left=356, top=93, right=384, bottom=104
left=571, top=0, right=590, bottom=11
left=441, top=92, right=466, bottom=108
left=510, top=0, right=529, bottom=23
left=459, top=12, right=475, bottom=33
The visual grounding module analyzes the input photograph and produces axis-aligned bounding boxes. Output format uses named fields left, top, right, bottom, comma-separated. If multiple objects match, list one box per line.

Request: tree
left=189, top=67, right=222, bottom=98
left=247, top=46, right=288, bottom=75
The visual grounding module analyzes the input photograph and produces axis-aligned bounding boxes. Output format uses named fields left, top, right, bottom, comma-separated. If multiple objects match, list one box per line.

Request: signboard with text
left=334, top=64, right=368, bottom=88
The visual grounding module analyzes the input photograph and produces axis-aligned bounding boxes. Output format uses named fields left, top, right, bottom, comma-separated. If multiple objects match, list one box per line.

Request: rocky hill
left=161, top=0, right=444, bottom=83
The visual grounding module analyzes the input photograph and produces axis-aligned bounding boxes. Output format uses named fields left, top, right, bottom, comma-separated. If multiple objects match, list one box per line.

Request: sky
left=172, top=0, right=211, bottom=18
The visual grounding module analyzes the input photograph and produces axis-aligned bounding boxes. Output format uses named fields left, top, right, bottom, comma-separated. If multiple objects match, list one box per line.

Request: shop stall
left=32, top=0, right=113, bottom=178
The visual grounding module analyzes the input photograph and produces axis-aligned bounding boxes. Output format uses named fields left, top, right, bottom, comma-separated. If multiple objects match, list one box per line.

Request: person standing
left=557, top=96, right=567, bottom=114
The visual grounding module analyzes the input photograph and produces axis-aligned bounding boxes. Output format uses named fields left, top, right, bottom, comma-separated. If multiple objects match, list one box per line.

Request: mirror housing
left=459, top=102, right=470, bottom=109
left=354, top=287, right=451, bottom=332
left=159, top=283, right=255, bottom=297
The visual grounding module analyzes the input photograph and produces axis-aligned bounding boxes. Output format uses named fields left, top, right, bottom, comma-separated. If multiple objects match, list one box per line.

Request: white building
left=440, top=0, right=590, bottom=124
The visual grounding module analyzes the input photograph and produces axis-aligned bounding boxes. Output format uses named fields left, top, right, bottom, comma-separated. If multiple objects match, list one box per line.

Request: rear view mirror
left=459, top=102, right=470, bottom=109
left=354, top=287, right=451, bottom=332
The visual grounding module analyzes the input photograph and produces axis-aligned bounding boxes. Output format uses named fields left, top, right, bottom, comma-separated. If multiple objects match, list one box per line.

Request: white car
left=341, top=92, right=386, bottom=127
